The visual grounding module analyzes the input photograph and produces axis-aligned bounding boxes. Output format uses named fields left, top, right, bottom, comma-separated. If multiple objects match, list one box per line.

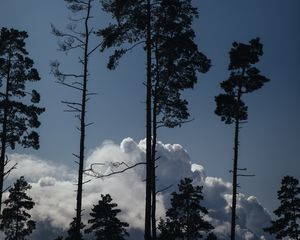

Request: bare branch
left=3, top=163, right=18, bottom=181
left=51, top=24, right=85, bottom=44
left=156, top=184, right=173, bottom=194
left=237, top=174, right=255, bottom=177
left=2, top=186, right=11, bottom=194
left=85, top=122, right=94, bottom=127
left=87, top=41, right=103, bottom=57
left=66, top=104, right=81, bottom=112
left=82, top=179, right=92, bottom=184
left=85, top=162, right=146, bottom=178
left=56, top=81, right=84, bottom=91
left=61, top=101, right=82, bottom=106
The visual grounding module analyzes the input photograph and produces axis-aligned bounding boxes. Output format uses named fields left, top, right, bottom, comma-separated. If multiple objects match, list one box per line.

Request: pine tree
left=151, top=2, right=210, bottom=236
left=214, top=38, right=269, bottom=240
left=99, top=1, right=210, bottom=238
left=84, top=194, right=129, bottom=240
left=65, top=218, right=85, bottom=240
left=264, top=175, right=300, bottom=239
left=158, top=178, right=213, bottom=240
left=0, top=176, right=35, bottom=240
left=0, top=27, right=44, bottom=213
left=99, top=2, right=153, bottom=238
left=206, top=232, right=217, bottom=240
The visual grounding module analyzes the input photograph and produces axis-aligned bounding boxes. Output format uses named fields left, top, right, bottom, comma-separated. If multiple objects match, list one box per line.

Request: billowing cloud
left=4, top=138, right=273, bottom=240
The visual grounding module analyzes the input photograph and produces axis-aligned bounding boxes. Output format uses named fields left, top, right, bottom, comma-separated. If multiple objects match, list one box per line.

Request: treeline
left=0, top=0, right=297, bottom=240
left=1, top=175, right=300, bottom=239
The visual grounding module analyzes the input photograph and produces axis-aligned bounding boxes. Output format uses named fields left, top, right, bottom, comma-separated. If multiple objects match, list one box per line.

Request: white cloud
left=4, top=138, right=274, bottom=240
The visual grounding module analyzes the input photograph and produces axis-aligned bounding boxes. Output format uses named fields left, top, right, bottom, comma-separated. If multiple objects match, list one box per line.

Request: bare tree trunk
left=75, top=1, right=91, bottom=239
left=230, top=86, right=242, bottom=240
left=145, top=0, right=152, bottom=239
left=151, top=98, right=157, bottom=240
left=0, top=54, right=11, bottom=214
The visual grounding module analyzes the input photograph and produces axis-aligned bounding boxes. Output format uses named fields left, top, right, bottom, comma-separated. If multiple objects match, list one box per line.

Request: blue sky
left=1, top=0, right=300, bottom=220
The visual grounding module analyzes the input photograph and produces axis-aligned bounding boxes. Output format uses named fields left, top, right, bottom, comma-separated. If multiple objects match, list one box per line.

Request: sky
left=0, top=0, right=300, bottom=238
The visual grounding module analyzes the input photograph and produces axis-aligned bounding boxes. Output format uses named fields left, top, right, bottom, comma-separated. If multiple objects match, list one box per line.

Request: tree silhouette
left=99, top=2, right=153, bottom=237
left=51, top=1, right=102, bottom=239
left=158, top=178, right=213, bottom=240
left=151, top=2, right=210, bottom=236
left=65, top=218, right=85, bottom=240
left=99, top=1, right=209, bottom=238
left=214, top=38, right=269, bottom=240
left=85, top=194, right=129, bottom=240
left=0, top=176, right=35, bottom=240
left=0, top=27, right=45, bottom=213
left=206, top=232, right=217, bottom=240
left=264, top=175, right=300, bottom=239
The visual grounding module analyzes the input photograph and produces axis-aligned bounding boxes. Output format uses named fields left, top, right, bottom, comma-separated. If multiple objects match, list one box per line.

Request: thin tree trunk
left=0, top=54, right=11, bottom=214
left=151, top=33, right=161, bottom=240
left=151, top=98, right=157, bottom=240
left=230, top=86, right=242, bottom=240
left=145, top=0, right=152, bottom=239
left=75, top=1, right=91, bottom=239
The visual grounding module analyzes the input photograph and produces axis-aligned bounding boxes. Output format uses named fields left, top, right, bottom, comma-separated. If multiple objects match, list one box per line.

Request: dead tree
left=51, top=1, right=102, bottom=239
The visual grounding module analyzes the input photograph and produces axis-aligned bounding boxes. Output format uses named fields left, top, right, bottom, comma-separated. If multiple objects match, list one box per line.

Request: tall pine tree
left=151, top=2, right=210, bottom=236
left=84, top=194, right=129, bottom=240
left=0, top=27, right=44, bottom=213
left=99, top=1, right=210, bottom=238
left=158, top=178, right=213, bottom=240
left=0, top=176, right=35, bottom=240
left=214, top=38, right=269, bottom=240
left=264, top=175, right=300, bottom=239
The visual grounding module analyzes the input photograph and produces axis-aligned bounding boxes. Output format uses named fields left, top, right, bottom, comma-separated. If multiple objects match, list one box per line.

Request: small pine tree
left=158, top=178, right=213, bottom=240
left=206, top=232, right=218, bottom=240
left=0, top=176, right=35, bottom=240
left=264, top=175, right=300, bottom=239
left=84, top=194, right=129, bottom=240
left=65, top=218, right=85, bottom=240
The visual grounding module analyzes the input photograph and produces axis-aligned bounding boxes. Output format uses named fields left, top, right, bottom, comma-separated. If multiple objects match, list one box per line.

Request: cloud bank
left=4, top=138, right=273, bottom=239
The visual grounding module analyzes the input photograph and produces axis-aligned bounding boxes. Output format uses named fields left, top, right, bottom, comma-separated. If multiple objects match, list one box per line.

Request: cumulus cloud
left=4, top=138, right=273, bottom=240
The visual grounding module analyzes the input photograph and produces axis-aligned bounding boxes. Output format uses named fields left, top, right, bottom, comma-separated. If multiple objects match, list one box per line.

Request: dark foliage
left=158, top=178, right=214, bottom=240
left=65, top=218, right=85, bottom=240
left=0, top=27, right=44, bottom=215
left=0, top=27, right=44, bottom=150
left=264, top=176, right=300, bottom=239
left=215, top=38, right=269, bottom=124
left=84, top=194, right=129, bottom=240
left=152, top=0, right=211, bottom=128
left=0, top=176, right=35, bottom=240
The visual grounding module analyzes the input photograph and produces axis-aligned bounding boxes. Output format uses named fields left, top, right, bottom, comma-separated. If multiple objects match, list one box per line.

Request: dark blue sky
left=1, top=0, right=299, bottom=215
